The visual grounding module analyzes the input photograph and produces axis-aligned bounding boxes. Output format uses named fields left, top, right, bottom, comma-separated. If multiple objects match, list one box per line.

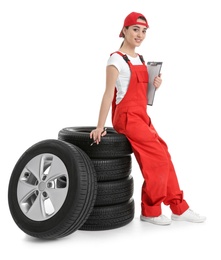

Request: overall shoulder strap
left=137, top=54, right=145, bottom=64
left=110, top=51, right=131, bottom=65
left=111, top=51, right=145, bottom=65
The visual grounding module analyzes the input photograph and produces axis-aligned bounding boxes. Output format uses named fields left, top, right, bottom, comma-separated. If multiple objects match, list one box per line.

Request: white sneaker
left=140, top=214, right=172, bottom=225
left=171, top=209, right=206, bottom=223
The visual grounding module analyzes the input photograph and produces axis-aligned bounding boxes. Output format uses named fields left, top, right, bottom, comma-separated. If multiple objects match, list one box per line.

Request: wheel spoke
left=26, top=194, right=46, bottom=220
left=47, top=155, right=67, bottom=180
left=46, top=186, right=68, bottom=213
left=39, top=154, right=53, bottom=180
left=17, top=179, right=37, bottom=203
left=19, top=190, right=38, bottom=214
left=25, top=155, right=42, bottom=182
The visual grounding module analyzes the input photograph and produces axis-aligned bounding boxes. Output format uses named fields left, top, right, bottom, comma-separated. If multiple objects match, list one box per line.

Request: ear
left=122, top=27, right=127, bottom=36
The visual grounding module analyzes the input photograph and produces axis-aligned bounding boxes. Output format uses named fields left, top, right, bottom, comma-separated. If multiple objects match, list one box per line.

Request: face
left=123, top=18, right=147, bottom=47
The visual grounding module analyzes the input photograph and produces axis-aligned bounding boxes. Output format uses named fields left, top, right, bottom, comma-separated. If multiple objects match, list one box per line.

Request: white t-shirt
left=107, top=52, right=143, bottom=104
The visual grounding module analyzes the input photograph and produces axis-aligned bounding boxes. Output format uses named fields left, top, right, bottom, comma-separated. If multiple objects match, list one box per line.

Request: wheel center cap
left=39, top=182, right=46, bottom=191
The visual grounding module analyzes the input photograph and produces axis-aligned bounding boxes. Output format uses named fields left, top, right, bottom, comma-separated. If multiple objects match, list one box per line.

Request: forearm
left=96, top=92, right=113, bottom=129
left=90, top=65, right=118, bottom=143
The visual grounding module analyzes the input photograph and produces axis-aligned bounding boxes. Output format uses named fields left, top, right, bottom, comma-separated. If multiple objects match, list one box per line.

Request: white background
left=1, top=0, right=220, bottom=259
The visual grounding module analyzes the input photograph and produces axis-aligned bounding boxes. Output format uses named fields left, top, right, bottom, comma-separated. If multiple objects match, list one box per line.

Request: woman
left=90, top=12, right=206, bottom=225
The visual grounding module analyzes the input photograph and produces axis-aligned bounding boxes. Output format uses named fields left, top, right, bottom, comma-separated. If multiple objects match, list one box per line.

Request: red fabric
left=111, top=52, right=189, bottom=216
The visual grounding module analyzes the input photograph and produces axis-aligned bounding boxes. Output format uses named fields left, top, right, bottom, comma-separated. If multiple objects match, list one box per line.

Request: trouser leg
left=156, top=134, right=189, bottom=215
left=126, top=122, right=188, bottom=217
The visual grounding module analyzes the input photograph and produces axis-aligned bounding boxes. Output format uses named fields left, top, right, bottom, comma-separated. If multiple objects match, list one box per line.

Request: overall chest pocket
left=136, top=70, right=148, bottom=83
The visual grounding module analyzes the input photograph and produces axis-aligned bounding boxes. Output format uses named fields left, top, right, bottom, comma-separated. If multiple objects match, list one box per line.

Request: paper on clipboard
left=147, top=61, right=163, bottom=106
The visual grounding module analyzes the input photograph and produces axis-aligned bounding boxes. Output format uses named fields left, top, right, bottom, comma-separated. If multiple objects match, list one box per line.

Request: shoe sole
left=140, top=216, right=171, bottom=226
left=171, top=216, right=206, bottom=223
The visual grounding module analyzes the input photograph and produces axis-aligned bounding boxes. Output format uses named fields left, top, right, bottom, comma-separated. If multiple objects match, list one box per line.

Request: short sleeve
left=107, top=53, right=125, bottom=73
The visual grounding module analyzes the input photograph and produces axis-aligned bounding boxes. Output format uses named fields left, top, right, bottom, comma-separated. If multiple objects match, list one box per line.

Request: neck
left=119, top=45, right=136, bottom=58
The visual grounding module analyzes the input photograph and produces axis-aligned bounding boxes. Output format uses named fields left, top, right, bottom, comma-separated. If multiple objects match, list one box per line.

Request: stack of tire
left=8, top=126, right=134, bottom=239
left=58, top=127, right=134, bottom=231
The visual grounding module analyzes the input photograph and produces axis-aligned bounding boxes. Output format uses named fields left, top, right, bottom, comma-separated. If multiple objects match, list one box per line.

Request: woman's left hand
left=153, top=74, right=162, bottom=89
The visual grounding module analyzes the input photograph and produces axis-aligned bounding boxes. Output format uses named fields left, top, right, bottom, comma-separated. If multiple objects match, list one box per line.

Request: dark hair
left=120, top=16, right=147, bottom=47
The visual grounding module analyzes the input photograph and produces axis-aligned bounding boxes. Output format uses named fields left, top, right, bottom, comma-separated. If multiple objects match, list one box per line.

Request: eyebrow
left=132, top=25, right=147, bottom=30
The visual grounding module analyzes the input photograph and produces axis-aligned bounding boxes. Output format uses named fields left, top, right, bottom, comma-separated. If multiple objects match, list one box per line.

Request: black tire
left=95, top=176, right=134, bottom=206
left=58, top=126, right=133, bottom=159
left=80, top=199, right=135, bottom=231
left=92, top=156, right=132, bottom=181
left=95, top=175, right=134, bottom=206
left=8, top=139, right=97, bottom=239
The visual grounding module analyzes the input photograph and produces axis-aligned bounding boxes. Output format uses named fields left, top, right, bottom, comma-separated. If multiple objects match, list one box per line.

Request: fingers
left=90, top=128, right=107, bottom=145
left=153, top=75, right=162, bottom=88
left=91, top=131, right=101, bottom=145
left=90, top=128, right=102, bottom=141
left=101, top=130, right=107, bottom=137
left=89, top=131, right=93, bottom=139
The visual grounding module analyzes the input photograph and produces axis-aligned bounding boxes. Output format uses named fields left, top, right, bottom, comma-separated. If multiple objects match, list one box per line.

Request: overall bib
left=112, top=51, right=189, bottom=217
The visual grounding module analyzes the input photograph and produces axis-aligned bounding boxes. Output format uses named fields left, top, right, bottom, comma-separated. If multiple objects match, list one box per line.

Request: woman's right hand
left=90, top=127, right=107, bottom=145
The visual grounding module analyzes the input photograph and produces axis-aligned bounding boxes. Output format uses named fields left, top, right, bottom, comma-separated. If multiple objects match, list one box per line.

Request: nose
left=137, top=30, right=142, bottom=38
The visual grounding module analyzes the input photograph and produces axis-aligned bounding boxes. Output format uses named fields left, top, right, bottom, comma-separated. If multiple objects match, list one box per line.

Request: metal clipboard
left=147, top=61, right=163, bottom=106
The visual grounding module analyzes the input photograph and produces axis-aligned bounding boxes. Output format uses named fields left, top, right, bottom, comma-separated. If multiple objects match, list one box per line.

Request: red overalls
left=111, top=51, right=189, bottom=217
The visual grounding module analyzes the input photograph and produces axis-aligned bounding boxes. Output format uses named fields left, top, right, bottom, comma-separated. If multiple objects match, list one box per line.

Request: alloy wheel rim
left=17, top=153, right=69, bottom=221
